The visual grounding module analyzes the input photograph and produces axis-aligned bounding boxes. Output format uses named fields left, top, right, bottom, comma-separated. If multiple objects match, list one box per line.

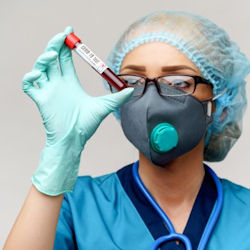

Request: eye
left=171, top=80, right=191, bottom=88
left=118, top=75, right=144, bottom=86
left=159, top=75, right=194, bottom=90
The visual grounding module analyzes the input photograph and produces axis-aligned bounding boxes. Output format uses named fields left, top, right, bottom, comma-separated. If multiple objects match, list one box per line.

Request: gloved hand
left=22, top=26, right=134, bottom=196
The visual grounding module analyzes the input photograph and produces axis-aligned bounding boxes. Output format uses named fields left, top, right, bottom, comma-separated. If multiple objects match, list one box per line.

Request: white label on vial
left=75, top=43, right=108, bottom=74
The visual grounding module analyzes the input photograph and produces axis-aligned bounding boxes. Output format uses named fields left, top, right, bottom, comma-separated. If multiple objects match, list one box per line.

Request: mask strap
left=207, top=101, right=212, bottom=117
left=202, top=88, right=228, bottom=117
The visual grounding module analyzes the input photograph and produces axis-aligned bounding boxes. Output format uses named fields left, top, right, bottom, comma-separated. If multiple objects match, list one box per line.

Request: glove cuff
left=32, top=135, right=84, bottom=196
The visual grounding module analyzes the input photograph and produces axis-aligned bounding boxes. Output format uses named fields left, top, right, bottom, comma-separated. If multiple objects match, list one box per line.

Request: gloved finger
left=44, top=26, right=73, bottom=55
left=59, top=44, right=76, bottom=76
left=46, top=53, right=61, bottom=81
left=97, top=88, right=134, bottom=116
left=33, top=51, right=60, bottom=81
left=32, top=58, right=48, bottom=85
left=60, top=26, right=74, bottom=59
left=59, top=26, right=76, bottom=76
left=22, top=70, right=41, bottom=101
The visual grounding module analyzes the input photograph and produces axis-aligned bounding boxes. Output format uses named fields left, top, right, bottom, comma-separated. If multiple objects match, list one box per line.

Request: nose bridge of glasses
left=144, top=76, right=157, bottom=84
left=142, top=77, right=162, bottom=96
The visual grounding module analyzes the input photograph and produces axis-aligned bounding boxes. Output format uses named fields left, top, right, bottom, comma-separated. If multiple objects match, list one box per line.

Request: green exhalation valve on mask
left=150, top=123, right=179, bottom=153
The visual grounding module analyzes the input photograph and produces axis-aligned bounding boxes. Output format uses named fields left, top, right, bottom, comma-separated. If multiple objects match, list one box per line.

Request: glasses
left=115, top=74, right=213, bottom=97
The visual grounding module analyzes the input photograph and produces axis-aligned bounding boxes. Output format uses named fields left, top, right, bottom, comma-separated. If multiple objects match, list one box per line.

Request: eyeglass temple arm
left=202, top=88, right=228, bottom=103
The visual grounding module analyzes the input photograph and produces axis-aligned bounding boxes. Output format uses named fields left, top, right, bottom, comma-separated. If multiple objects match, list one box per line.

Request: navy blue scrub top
left=116, top=163, right=217, bottom=250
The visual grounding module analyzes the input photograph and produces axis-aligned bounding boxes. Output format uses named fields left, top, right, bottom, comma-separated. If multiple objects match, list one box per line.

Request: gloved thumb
left=22, top=70, right=42, bottom=101
left=98, top=87, right=134, bottom=113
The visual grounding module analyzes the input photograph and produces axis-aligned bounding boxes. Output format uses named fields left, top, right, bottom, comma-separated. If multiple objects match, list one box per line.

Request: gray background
left=1, top=0, right=250, bottom=246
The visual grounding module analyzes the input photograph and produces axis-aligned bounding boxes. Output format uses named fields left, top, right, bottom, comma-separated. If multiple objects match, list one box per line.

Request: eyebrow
left=120, top=64, right=199, bottom=74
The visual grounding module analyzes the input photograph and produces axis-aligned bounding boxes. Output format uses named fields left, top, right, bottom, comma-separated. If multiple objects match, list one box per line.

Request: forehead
left=120, top=42, right=201, bottom=75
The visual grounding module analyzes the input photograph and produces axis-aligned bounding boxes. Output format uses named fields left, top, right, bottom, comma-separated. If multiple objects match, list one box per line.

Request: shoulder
left=208, top=178, right=250, bottom=247
left=67, top=171, right=119, bottom=195
left=66, top=162, right=134, bottom=200
left=207, top=178, right=250, bottom=248
left=75, top=171, right=117, bottom=190
left=221, top=178, right=250, bottom=205
left=63, top=169, right=127, bottom=209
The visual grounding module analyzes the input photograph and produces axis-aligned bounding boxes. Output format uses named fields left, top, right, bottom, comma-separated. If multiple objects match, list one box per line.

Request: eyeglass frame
left=116, top=73, right=214, bottom=99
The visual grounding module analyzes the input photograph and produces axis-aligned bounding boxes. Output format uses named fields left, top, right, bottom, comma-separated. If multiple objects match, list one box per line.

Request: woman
left=4, top=10, right=250, bottom=250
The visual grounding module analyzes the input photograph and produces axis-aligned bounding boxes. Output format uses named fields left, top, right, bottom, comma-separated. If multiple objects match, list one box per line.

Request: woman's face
left=119, top=42, right=213, bottom=102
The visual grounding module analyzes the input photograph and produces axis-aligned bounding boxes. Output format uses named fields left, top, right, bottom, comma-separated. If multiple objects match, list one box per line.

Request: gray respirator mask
left=120, top=83, right=213, bottom=167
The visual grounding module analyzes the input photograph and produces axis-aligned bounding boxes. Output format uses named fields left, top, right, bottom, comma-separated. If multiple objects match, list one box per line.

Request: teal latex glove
left=22, top=26, right=134, bottom=196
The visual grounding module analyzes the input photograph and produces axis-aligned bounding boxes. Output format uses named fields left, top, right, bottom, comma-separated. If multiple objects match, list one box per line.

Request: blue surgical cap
left=103, top=10, right=250, bottom=162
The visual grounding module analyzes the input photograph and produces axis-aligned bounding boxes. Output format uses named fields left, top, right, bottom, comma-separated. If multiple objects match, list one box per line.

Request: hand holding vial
left=22, top=26, right=134, bottom=196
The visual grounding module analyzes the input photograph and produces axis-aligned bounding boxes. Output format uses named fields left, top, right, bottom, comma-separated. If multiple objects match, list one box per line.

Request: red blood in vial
left=101, top=68, right=127, bottom=91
